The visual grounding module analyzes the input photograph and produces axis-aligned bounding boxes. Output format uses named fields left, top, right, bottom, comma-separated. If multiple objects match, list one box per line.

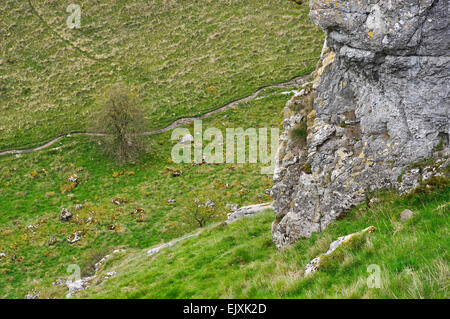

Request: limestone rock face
left=272, top=0, right=449, bottom=249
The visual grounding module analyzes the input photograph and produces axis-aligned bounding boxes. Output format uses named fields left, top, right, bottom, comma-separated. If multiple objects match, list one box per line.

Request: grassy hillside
left=0, top=0, right=323, bottom=150
left=1, top=0, right=447, bottom=300
left=0, top=86, right=298, bottom=298
left=0, top=0, right=325, bottom=298
left=76, top=184, right=448, bottom=299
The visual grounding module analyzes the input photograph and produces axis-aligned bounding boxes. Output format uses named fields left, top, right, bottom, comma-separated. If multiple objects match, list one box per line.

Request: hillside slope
left=75, top=185, right=449, bottom=299
left=0, top=0, right=323, bottom=150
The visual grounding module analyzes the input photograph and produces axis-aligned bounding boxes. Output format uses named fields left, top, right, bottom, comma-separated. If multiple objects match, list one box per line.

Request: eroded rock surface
left=272, top=0, right=449, bottom=249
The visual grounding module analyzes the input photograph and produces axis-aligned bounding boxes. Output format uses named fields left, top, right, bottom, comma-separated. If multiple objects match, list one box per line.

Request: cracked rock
left=272, top=0, right=449, bottom=250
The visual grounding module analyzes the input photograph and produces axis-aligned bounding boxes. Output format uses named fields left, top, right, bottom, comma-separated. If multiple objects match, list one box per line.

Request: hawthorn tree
left=94, top=83, right=148, bottom=163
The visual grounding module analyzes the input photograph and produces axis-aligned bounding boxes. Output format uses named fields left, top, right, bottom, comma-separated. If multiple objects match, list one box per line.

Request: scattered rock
left=400, top=209, right=415, bottom=222
left=104, top=271, right=116, bottom=279
left=48, top=237, right=58, bottom=246
left=67, top=231, right=82, bottom=244
left=204, top=200, right=215, bottom=208
left=65, top=277, right=93, bottom=298
left=171, top=169, right=183, bottom=177
left=75, top=204, right=84, bottom=211
left=112, top=197, right=128, bottom=206
left=167, top=199, right=176, bottom=203
left=226, top=202, right=273, bottom=224
left=60, top=208, right=73, bottom=221
left=24, top=290, right=40, bottom=299
left=226, top=203, right=238, bottom=212
left=27, top=224, right=39, bottom=232
left=305, top=226, right=375, bottom=276
left=68, top=174, right=79, bottom=184
left=0, top=253, right=6, bottom=259
left=55, top=248, right=126, bottom=298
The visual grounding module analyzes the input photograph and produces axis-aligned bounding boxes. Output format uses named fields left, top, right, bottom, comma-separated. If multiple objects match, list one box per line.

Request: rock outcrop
left=272, top=0, right=449, bottom=249
left=304, top=226, right=375, bottom=276
left=226, top=202, right=273, bottom=224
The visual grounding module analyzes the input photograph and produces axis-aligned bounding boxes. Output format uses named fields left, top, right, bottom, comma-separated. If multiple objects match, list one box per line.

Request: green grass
left=76, top=186, right=449, bottom=299
left=0, top=87, right=297, bottom=298
left=0, top=0, right=324, bottom=298
left=1, top=0, right=447, bottom=300
left=0, top=0, right=323, bottom=150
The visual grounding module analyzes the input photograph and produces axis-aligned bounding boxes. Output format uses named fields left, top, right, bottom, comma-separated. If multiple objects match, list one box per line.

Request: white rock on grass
left=67, top=231, right=82, bottom=244
left=60, top=208, right=73, bottom=221
left=24, top=290, right=40, bottom=299
left=226, top=202, right=273, bottom=224
left=400, top=209, right=415, bottom=222
left=304, top=226, right=376, bottom=276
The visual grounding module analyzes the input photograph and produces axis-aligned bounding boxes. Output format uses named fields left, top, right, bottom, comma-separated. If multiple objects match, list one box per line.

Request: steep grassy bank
left=78, top=185, right=449, bottom=299
left=0, top=87, right=296, bottom=298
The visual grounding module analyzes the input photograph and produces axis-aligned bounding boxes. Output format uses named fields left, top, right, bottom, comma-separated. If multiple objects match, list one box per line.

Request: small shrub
left=80, top=248, right=109, bottom=277
left=183, top=195, right=226, bottom=228
left=289, top=121, right=308, bottom=146
left=303, top=163, right=312, bottom=174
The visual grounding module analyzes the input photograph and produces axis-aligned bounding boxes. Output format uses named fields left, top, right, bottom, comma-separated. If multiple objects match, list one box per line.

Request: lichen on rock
left=271, top=0, right=449, bottom=249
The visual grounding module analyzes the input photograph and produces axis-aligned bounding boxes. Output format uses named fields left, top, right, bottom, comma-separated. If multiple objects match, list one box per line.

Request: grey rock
left=27, top=224, right=38, bottom=232
left=60, top=208, right=73, bottom=221
left=147, top=233, right=199, bottom=256
left=0, top=253, right=6, bottom=259
left=226, top=202, right=273, bottom=224
left=48, top=237, right=58, bottom=246
left=305, top=226, right=376, bottom=276
left=272, top=0, right=449, bottom=250
left=65, top=277, right=93, bottom=298
left=67, top=231, right=82, bottom=244
left=400, top=209, right=415, bottom=221
left=24, top=290, right=40, bottom=299
left=205, top=199, right=215, bottom=208
left=226, top=203, right=239, bottom=212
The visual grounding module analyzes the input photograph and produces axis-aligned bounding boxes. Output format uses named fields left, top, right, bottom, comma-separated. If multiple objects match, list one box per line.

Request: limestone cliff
left=272, top=0, right=449, bottom=249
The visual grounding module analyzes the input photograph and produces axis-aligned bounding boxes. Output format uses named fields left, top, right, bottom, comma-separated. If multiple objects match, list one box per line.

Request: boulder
left=226, top=202, right=273, bottom=224
left=400, top=209, right=415, bottom=222
left=67, top=231, right=82, bottom=244
left=305, top=226, right=376, bottom=276
left=60, top=208, right=73, bottom=221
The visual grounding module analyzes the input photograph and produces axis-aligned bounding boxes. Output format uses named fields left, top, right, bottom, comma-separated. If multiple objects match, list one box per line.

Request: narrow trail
left=0, top=74, right=309, bottom=156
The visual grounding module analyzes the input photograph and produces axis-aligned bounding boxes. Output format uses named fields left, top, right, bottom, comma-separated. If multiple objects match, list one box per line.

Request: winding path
left=0, top=74, right=310, bottom=156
